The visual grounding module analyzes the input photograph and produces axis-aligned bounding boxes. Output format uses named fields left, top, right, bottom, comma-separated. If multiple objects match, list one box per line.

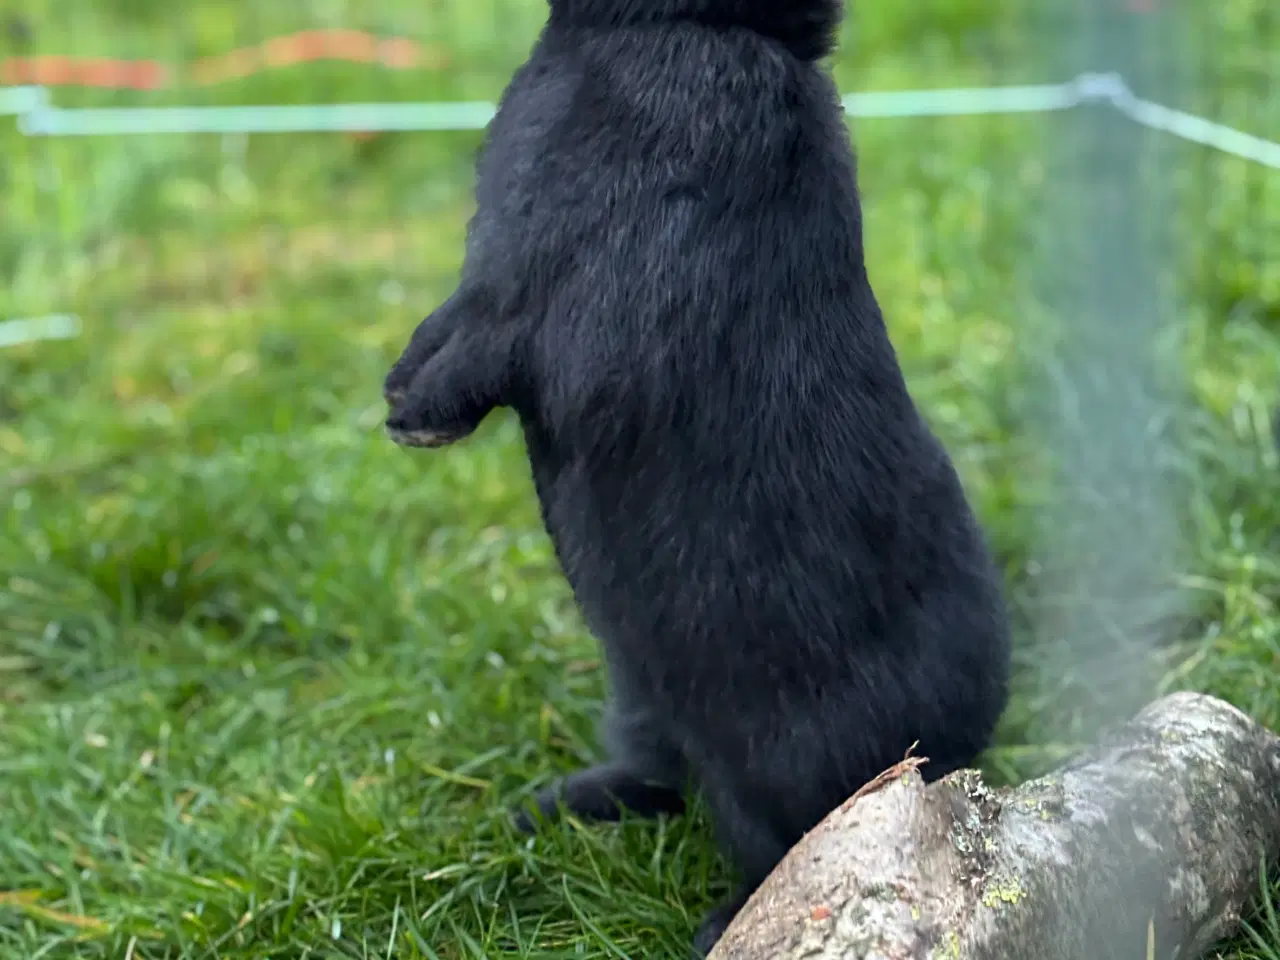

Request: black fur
left=383, top=0, right=1012, bottom=953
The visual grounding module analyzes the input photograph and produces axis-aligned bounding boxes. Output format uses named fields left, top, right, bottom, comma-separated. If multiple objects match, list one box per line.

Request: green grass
left=2, top=0, right=1280, bottom=957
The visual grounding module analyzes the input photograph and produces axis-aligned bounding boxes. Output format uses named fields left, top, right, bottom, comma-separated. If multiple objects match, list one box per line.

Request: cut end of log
left=837, top=748, right=930, bottom=813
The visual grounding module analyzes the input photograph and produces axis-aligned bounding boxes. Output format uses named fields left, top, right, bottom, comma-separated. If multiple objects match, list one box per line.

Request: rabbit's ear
left=719, top=0, right=844, bottom=60
left=547, top=0, right=844, bottom=62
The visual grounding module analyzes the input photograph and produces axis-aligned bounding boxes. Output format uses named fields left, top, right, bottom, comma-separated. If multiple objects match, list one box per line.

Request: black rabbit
left=383, top=0, right=1012, bottom=953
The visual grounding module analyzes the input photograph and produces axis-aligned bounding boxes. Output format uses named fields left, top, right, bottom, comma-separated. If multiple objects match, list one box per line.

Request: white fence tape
left=1, top=71, right=1275, bottom=346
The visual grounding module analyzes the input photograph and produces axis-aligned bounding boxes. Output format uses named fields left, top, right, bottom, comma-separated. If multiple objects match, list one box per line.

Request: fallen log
left=708, top=692, right=1280, bottom=960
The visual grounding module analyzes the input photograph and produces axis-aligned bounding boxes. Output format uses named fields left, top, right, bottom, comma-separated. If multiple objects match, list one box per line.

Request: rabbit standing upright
left=383, top=0, right=1012, bottom=953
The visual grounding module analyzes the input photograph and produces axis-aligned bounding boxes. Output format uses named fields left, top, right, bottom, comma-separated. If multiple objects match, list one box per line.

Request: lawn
left=2, top=0, right=1279, bottom=957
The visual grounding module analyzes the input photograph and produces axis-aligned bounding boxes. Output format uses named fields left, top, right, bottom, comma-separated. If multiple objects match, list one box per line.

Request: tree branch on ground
left=709, top=692, right=1280, bottom=960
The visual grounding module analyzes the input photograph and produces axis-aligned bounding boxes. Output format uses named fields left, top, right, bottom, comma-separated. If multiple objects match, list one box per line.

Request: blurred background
left=1, top=0, right=1278, bottom=956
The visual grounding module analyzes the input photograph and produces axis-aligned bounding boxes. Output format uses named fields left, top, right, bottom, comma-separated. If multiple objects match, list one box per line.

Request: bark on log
left=708, top=692, right=1280, bottom=960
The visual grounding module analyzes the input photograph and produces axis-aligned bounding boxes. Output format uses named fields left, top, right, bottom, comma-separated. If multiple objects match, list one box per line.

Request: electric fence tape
left=1, top=71, right=1276, bottom=346
left=0, top=84, right=47, bottom=115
